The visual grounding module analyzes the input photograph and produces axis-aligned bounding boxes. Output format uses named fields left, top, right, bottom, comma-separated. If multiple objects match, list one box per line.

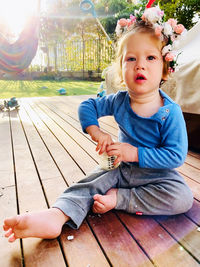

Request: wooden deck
left=0, top=95, right=200, bottom=267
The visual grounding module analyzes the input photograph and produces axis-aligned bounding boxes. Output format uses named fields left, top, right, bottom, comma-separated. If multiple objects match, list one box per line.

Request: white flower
left=163, top=22, right=173, bottom=36
left=181, top=29, right=188, bottom=38
left=143, top=6, right=163, bottom=24
left=115, top=24, right=123, bottom=36
left=162, top=44, right=172, bottom=56
left=172, top=40, right=180, bottom=50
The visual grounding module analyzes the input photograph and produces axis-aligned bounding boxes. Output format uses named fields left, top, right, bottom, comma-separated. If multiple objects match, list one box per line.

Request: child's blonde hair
left=114, top=20, right=169, bottom=87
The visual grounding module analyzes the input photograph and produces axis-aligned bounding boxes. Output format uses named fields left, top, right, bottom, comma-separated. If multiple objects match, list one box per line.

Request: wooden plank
left=0, top=110, right=22, bottom=267
left=185, top=200, right=200, bottom=225
left=35, top=101, right=98, bottom=161
left=0, top=111, right=15, bottom=188
left=178, top=163, right=200, bottom=184
left=156, top=212, right=200, bottom=263
left=22, top=101, right=85, bottom=184
left=60, top=221, right=110, bottom=267
left=0, top=187, right=22, bottom=267
left=20, top=102, right=111, bottom=266
left=185, top=154, right=200, bottom=169
left=183, top=175, right=200, bottom=201
left=118, top=212, right=199, bottom=267
left=188, top=151, right=200, bottom=160
left=27, top=100, right=97, bottom=175
left=88, top=212, right=154, bottom=267
left=39, top=97, right=118, bottom=140
left=10, top=108, right=66, bottom=267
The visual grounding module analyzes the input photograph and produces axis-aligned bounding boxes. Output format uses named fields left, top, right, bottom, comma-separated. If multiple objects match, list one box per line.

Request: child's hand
left=86, top=125, right=113, bottom=154
left=106, top=142, right=138, bottom=165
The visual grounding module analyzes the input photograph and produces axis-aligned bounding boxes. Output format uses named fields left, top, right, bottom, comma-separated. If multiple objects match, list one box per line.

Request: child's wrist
left=86, top=125, right=100, bottom=135
left=86, top=125, right=102, bottom=141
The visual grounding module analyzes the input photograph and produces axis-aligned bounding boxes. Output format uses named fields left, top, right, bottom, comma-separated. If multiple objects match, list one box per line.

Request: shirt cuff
left=138, top=147, right=145, bottom=168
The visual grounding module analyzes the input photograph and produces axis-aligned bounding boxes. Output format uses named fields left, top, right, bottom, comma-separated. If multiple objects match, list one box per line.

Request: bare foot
left=3, top=208, right=69, bottom=242
left=92, top=188, right=118, bottom=214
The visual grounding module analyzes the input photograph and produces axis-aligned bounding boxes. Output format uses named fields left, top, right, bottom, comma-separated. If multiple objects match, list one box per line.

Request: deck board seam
left=86, top=218, right=113, bottom=267
left=25, top=102, right=87, bottom=175
left=9, top=110, right=25, bottom=267
left=22, top=103, right=71, bottom=187
left=154, top=217, right=200, bottom=264
left=36, top=101, right=99, bottom=160
left=115, top=212, right=156, bottom=266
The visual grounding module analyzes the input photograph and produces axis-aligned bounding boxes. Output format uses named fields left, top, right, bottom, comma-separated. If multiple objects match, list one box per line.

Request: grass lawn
left=0, top=79, right=100, bottom=99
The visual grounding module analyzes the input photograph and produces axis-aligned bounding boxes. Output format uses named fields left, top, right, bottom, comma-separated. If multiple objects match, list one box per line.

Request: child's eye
left=127, top=57, right=136, bottom=61
left=147, top=55, right=156, bottom=60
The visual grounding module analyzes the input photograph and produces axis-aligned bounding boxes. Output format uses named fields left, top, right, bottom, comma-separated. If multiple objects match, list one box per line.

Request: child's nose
left=135, top=59, right=145, bottom=70
left=136, top=65, right=145, bottom=70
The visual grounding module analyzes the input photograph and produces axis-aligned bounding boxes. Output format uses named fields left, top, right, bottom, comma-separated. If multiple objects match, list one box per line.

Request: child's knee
left=171, top=187, right=193, bottom=214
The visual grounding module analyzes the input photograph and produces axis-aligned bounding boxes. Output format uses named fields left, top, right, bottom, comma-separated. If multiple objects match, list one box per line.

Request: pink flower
left=155, top=26, right=163, bottom=37
left=168, top=67, right=175, bottom=73
left=118, top=18, right=128, bottom=27
left=165, top=52, right=175, bottom=62
left=167, top=18, right=177, bottom=28
left=174, top=24, right=185, bottom=34
left=158, top=11, right=164, bottom=17
left=130, top=14, right=136, bottom=23
left=127, top=19, right=132, bottom=27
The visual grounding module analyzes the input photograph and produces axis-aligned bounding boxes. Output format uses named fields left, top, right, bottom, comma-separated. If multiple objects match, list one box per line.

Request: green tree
left=157, top=0, right=200, bottom=29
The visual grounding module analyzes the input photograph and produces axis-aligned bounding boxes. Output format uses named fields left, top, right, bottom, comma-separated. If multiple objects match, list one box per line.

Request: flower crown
left=115, top=2, right=187, bottom=72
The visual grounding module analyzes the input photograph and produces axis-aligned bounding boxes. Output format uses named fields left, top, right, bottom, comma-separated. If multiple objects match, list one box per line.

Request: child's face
left=121, top=32, right=165, bottom=97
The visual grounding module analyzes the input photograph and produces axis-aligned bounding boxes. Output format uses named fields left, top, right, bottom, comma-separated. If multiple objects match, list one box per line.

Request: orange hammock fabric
left=0, top=16, right=39, bottom=73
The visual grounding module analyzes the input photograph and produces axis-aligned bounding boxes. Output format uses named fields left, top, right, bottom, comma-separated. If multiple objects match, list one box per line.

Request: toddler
left=3, top=4, right=193, bottom=242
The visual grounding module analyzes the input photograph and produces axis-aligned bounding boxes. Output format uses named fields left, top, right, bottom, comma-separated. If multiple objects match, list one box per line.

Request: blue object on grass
left=57, top=88, right=66, bottom=95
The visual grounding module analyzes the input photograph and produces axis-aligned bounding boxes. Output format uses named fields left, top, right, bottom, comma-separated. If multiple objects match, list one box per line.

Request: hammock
left=0, top=16, right=39, bottom=73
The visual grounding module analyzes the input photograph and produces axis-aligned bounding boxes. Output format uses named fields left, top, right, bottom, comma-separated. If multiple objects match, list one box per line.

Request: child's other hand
left=106, top=142, right=138, bottom=165
left=95, top=131, right=113, bottom=154
left=86, top=125, right=113, bottom=154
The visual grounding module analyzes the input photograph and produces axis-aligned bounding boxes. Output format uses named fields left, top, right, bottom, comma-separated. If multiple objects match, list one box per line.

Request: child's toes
left=92, top=201, right=105, bottom=213
left=5, top=228, right=13, bottom=238
left=93, top=194, right=105, bottom=204
left=3, top=224, right=10, bottom=231
left=93, top=194, right=102, bottom=201
left=8, top=234, right=16, bottom=243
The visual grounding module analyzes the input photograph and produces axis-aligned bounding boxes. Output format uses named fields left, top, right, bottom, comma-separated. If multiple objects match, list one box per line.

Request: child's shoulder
left=160, top=89, right=175, bottom=104
left=104, top=90, right=128, bottom=103
left=160, top=89, right=180, bottom=108
left=159, top=89, right=183, bottom=116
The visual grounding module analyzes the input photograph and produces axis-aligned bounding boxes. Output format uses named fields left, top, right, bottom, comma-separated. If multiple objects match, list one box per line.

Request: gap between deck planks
left=0, top=95, right=199, bottom=267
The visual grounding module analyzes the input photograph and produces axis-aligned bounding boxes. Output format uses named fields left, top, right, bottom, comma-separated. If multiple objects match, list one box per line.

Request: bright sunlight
left=0, top=0, right=38, bottom=37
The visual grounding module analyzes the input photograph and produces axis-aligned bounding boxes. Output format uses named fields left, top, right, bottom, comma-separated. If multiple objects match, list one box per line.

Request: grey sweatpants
left=52, top=162, right=193, bottom=229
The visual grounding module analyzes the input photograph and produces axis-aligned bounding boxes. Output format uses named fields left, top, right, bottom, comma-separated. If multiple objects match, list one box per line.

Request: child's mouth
left=135, top=74, right=147, bottom=83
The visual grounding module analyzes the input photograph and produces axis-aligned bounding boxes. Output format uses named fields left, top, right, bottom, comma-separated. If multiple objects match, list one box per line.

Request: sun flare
left=0, top=0, right=38, bottom=37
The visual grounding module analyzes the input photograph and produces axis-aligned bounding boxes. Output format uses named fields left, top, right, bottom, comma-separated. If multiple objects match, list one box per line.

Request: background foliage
left=96, top=0, right=200, bottom=35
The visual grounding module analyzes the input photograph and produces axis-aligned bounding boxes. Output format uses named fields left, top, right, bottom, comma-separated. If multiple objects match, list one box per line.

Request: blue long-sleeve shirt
left=78, top=90, right=188, bottom=169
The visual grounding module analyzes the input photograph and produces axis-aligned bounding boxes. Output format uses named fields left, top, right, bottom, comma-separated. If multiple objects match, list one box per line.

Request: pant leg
left=115, top=163, right=193, bottom=215
left=52, top=167, right=121, bottom=229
